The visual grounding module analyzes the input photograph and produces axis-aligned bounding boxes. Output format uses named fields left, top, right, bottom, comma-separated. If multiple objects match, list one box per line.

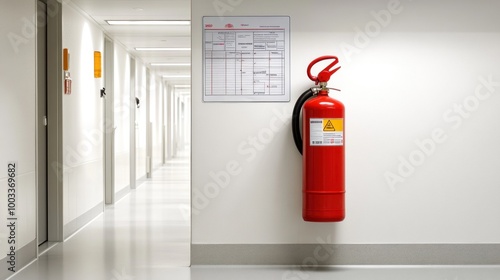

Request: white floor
left=10, top=153, right=500, bottom=280
left=11, top=154, right=191, bottom=280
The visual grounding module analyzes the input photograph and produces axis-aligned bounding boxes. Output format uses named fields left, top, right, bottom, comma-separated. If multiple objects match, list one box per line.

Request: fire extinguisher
left=292, top=56, right=345, bottom=222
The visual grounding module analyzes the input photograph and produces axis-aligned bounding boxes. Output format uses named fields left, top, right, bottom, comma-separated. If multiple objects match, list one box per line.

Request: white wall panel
left=164, top=83, right=174, bottom=159
left=152, top=74, right=163, bottom=168
left=0, top=0, right=38, bottom=256
left=62, top=4, right=104, bottom=225
left=136, top=61, right=147, bottom=180
left=146, top=72, right=164, bottom=168
left=192, top=0, right=500, bottom=244
left=113, top=44, right=131, bottom=193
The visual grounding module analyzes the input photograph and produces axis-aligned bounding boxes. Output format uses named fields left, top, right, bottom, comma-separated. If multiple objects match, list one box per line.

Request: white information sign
left=203, top=16, right=290, bottom=102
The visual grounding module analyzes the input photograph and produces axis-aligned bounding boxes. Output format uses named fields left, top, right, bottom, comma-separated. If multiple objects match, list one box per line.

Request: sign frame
left=202, top=16, right=290, bottom=102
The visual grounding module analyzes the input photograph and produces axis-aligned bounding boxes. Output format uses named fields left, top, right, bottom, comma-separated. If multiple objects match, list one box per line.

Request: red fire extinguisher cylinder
left=291, top=55, right=345, bottom=222
left=302, top=89, right=345, bottom=222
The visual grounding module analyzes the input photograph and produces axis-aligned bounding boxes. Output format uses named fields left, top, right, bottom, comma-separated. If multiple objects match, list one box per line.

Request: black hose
left=292, top=88, right=314, bottom=155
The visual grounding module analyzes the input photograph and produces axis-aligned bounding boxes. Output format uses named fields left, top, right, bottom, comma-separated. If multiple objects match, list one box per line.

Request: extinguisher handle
left=307, top=56, right=341, bottom=85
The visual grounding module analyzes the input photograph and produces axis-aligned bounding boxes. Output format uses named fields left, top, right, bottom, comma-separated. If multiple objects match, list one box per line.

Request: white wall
left=136, top=61, right=147, bottom=180
left=192, top=0, right=500, bottom=244
left=0, top=0, right=37, bottom=256
left=61, top=3, right=104, bottom=228
left=164, top=83, right=175, bottom=159
left=148, top=71, right=163, bottom=170
left=184, top=95, right=191, bottom=146
left=178, top=94, right=190, bottom=149
left=152, top=74, right=163, bottom=167
left=173, top=92, right=180, bottom=156
left=113, top=44, right=131, bottom=193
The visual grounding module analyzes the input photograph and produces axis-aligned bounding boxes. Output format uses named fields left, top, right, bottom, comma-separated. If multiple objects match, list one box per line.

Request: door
left=104, top=38, right=115, bottom=204
left=37, top=0, right=48, bottom=246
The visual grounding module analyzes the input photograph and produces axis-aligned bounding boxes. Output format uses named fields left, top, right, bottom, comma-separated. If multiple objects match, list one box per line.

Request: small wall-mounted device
left=63, top=48, right=72, bottom=95
left=135, top=97, right=140, bottom=108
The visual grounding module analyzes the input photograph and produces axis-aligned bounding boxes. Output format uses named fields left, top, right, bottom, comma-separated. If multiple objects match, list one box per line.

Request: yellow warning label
left=323, top=119, right=343, bottom=132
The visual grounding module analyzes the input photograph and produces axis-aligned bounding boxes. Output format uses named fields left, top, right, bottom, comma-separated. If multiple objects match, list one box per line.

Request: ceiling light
left=150, top=63, right=191, bottom=66
left=174, top=85, right=191, bottom=88
left=135, top=47, right=191, bottom=51
left=106, top=20, right=190, bottom=26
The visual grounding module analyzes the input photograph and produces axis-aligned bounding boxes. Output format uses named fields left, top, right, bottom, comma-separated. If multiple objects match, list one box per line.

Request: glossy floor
left=11, top=154, right=500, bottom=280
left=12, top=154, right=190, bottom=280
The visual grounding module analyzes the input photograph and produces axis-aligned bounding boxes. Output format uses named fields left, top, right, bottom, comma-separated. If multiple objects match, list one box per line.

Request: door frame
left=37, top=0, right=48, bottom=247
left=45, top=0, right=64, bottom=243
left=104, top=37, right=115, bottom=204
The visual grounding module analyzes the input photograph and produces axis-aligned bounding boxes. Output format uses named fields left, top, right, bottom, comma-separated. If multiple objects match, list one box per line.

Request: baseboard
left=191, top=244, right=500, bottom=265
left=115, top=185, right=131, bottom=202
left=0, top=239, right=36, bottom=279
left=136, top=175, right=148, bottom=187
left=63, top=202, right=103, bottom=239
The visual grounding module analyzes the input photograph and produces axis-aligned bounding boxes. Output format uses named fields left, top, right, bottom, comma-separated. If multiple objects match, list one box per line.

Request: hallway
left=2, top=0, right=500, bottom=278
left=11, top=154, right=190, bottom=280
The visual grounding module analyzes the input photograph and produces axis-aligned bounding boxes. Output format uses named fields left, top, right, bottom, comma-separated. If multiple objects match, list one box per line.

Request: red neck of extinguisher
left=317, top=89, right=329, bottom=96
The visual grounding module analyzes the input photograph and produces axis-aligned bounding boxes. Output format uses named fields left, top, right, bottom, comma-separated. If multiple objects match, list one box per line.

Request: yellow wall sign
left=94, top=51, right=102, bottom=78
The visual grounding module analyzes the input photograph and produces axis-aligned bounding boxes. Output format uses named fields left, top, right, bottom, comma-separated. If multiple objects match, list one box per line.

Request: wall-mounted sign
left=203, top=16, right=290, bottom=102
left=94, top=51, right=102, bottom=78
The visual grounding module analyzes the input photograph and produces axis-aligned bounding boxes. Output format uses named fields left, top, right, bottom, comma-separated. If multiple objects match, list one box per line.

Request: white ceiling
left=67, top=0, right=191, bottom=84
